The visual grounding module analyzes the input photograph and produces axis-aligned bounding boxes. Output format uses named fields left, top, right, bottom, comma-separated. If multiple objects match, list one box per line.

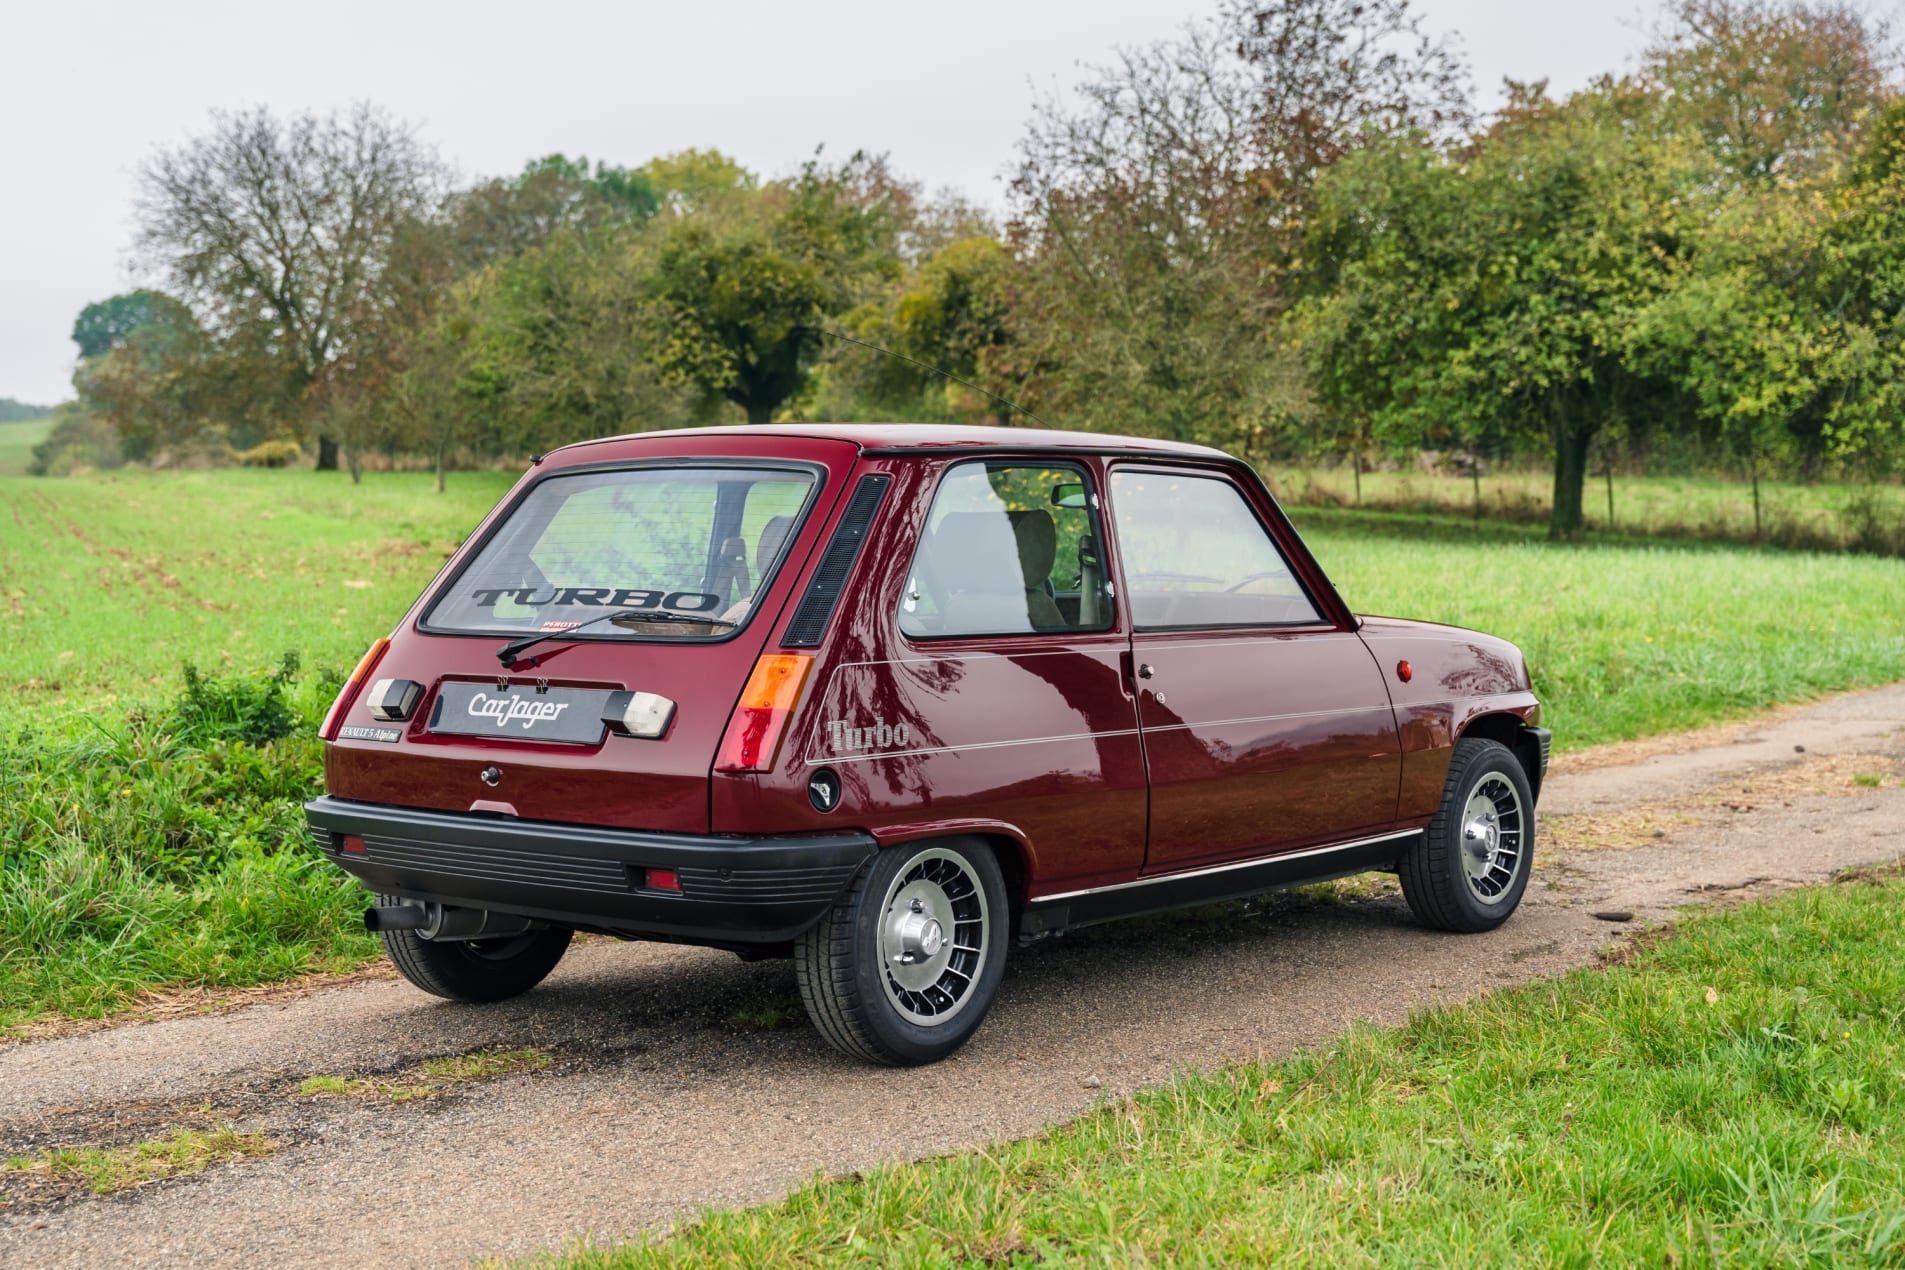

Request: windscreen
left=424, top=465, right=818, bottom=640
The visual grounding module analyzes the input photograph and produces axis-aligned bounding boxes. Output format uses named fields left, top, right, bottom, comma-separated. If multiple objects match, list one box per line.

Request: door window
left=1109, top=470, right=1323, bottom=630
left=899, top=461, right=1114, bottom=639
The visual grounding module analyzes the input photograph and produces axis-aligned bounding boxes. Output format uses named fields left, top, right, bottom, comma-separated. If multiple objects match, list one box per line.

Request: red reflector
left=647, top=868, right=681, bottom=893
left=1396, top=659, right=1413, bottom=683
left=341, top=834, right=366, bottom=855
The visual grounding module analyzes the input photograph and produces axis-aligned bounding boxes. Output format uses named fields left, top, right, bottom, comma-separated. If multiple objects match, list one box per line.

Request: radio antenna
left=809, top=326, right=1051, bottom=430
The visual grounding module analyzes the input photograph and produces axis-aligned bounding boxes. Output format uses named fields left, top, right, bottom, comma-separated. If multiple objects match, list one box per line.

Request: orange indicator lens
left=716, top=654, right=815, bottom=772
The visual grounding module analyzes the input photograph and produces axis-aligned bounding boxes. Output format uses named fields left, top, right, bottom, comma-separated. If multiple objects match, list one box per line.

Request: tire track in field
left=27, top=487, right=225, bottom=614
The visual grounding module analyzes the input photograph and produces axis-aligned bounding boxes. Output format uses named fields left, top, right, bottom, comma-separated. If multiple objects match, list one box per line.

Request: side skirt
left=1017, top=828, right=1420, bottom=942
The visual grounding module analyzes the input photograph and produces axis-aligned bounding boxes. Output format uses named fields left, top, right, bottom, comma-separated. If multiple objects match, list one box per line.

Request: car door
left=797, top=457, right=1150, bottom=892
left=1106, top=464, right=1402, bottom=874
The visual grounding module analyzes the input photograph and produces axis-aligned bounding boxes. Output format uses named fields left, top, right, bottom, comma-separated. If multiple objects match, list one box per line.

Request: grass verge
left=0, top=656, right=374, bottom=1033
left=5, top=1127, right=280, bottom=1197
left=547, top=871, right=1905, bottom=1267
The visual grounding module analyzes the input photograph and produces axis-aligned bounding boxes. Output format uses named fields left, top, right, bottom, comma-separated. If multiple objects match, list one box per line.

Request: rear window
left=424, top=464, right=819, bottom=640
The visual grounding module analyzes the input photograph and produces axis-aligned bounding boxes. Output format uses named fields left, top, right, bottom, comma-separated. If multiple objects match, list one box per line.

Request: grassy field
left=0, top=418, right=52, bottom=478
left=1267, top=465, right=1905, bottom=556
left=549, top=870, right=1905, bottom=1268
left=1, top=466, right=1902, bottom=1029
left=1307, top=508, right=1905, bottom=749
left=0, top=469, right=513, bottom=711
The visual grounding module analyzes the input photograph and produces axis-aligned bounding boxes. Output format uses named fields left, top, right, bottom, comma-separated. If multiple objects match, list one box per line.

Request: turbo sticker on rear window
left=468, top=588, right=722, bottom=611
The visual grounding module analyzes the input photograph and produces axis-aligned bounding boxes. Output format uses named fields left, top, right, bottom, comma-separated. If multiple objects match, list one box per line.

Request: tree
left=71, top=299, right=271, bottom=462
left=71, top=291, right=182, bottom=360
left=816, top=236, right=1021, bottom=422
left=1644, top=0, right=1899, bottom=182
left=440, top=153, right=659, bottom=268
left=134, top=103, right=446, bottom=469
left=1299, top=84, right=1712, bottom=538
left=1228, top=0, right=1472, bottom=193
left=641, top=155, right=903, bottom=423
left=1007, top=0, right=1470, bottom=448
left=447, top=225, right=695, bottom=454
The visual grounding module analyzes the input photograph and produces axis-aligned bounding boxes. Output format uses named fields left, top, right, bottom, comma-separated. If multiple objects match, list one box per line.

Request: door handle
left=1137, top=662, right=1156, bottom=680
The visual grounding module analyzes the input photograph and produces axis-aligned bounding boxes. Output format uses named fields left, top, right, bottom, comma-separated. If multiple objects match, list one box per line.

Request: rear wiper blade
left=496, top=609, right=646, bottom=666
left=495, top=608, right=732, bottom=666
left=609, top=609, right=731, bottom=628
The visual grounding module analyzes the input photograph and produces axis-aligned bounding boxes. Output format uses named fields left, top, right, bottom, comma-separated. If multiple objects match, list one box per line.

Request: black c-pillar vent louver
left=782, top=474, right=892, bottom=648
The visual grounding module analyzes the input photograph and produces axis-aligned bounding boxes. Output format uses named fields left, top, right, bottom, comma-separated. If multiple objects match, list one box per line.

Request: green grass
left=295, top=1045, right=550, bottom=1101
left=543, top=873, right=1905, bottom=1268
left=6, top=1126, right=279, bottom=1196
left=0, top=418, right=52, bottom=477
left=0, top=666, right=377, bottom=1030
left=1268, top=465, right=1905, bottom=555
left=5, top=468, right=1901, bottom=750
left=417, top=1046, right=552, bottom=1083
left=0, top=468, right=511, bottom=713
left=1294, top=508, right=1905, bottom=750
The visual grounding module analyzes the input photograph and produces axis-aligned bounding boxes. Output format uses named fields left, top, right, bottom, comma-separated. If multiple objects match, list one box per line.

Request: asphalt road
left=3, top=684, right=1901, bottom=1268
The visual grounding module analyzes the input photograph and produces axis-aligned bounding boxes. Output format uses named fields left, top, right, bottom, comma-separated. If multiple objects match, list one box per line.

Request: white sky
left=0, top=0, right=1653, bottom=405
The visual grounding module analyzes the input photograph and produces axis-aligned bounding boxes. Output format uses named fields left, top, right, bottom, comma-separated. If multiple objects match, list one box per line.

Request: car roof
left=546, top=422, right=1233, bottom=461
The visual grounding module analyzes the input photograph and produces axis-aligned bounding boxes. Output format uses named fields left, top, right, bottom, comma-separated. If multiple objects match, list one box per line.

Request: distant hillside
left=0, top=398, right=53, bottom=423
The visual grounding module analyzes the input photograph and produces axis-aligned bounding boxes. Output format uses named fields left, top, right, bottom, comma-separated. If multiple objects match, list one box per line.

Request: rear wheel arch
left=872, top=827, right=1035, bottom=910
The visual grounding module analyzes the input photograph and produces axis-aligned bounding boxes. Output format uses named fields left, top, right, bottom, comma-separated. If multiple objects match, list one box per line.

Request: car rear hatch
left=322, top=439, right=858, bottom=834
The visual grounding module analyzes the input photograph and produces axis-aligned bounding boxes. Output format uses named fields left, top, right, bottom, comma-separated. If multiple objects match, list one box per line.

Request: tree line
left=37, top=0, right=1905, bottom=538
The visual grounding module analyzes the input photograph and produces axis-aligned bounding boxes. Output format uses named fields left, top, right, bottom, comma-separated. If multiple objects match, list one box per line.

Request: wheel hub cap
left=876, top=848, right=990, bottom=1025
left=891, top=901, right=946, bottom=964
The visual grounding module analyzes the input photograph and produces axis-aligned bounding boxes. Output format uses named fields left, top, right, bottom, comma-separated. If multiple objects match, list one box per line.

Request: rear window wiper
left=609, top=610, right=733, bottom=629
left=495, top=608, right=732, bottom=666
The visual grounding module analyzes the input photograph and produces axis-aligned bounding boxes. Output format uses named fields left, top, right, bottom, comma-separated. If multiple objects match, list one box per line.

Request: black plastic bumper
left=305, top=796, right=877, bottom=945
left=1520, top=726, right=1553, bottom=804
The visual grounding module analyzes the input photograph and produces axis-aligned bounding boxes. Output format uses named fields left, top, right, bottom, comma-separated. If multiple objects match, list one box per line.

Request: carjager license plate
left=430, top=682, right=613, bottom=745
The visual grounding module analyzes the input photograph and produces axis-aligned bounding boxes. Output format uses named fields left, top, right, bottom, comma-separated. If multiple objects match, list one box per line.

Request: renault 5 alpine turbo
left=306, top=424, right=1549, bottom=1066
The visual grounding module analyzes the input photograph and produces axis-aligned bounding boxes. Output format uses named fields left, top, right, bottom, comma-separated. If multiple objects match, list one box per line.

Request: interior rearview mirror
left=1051, top=483, right=1087, bottom=509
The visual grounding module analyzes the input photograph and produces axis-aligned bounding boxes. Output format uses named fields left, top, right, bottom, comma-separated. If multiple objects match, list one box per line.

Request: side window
left=899, top=461, right=1114, bottom=639
left=1109, top=470, right=1323, bottom=630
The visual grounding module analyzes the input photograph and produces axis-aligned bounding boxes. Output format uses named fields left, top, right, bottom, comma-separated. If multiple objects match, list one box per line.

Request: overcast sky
left=0, top=0, right=1655, bottom=406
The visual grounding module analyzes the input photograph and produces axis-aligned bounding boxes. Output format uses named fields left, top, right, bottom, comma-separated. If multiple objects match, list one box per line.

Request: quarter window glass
left=1109, top=471, right=1322, bottom=629
left=900, top=462, right=1113, bottom=638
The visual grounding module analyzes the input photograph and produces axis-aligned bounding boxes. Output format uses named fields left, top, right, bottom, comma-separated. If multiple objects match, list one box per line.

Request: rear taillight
left=320, top=638, right=391, bottom=740
left=714, top=654, right=814, bottom=772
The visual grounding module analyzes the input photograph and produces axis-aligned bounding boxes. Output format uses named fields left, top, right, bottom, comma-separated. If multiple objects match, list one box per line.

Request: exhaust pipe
left=364, top=902, right=539, bottom=941
left=365, top=904, right=427, bottom=932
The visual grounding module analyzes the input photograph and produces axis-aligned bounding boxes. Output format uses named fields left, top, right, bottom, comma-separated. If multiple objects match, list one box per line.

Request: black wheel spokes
left=1475, top=776, right=1522, bottom=899
left=1459, top=773, right=1524, bottom=903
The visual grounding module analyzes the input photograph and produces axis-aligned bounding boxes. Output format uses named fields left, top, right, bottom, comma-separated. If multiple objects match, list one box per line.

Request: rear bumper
left=304, top=796, right=876, bottom=945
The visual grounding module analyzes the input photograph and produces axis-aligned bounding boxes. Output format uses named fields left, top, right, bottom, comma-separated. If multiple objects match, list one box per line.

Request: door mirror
left=1051, top=483, right=1088, bottom=509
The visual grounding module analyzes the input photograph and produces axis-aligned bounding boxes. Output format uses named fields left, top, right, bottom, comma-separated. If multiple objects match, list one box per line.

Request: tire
left=1398, top=737, right=1535, bottom=933
left=377, top=897, right=573, bottom=1003
left=795, top=839, right=1009, bottom=1066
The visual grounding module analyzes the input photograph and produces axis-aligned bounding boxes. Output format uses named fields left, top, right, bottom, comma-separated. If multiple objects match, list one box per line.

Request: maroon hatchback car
left=307, top=424, right=1548, bottom=1065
